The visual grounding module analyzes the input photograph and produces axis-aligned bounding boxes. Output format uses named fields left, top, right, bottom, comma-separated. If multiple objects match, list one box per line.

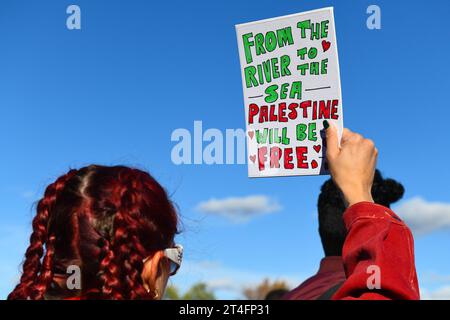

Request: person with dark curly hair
left=284, top=123, right=419, bottom=300
left=284, top=170, right=405, bottom=300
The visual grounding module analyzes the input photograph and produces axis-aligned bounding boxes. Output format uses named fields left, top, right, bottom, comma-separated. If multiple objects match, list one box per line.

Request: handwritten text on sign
left=236, top=7, right=344, bottom=177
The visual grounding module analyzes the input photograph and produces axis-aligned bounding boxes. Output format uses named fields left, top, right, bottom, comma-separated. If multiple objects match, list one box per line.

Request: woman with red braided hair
left=8, top=165, right=182, bottom=300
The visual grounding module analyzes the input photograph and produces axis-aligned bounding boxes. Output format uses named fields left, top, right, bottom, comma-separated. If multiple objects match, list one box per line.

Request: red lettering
left=270, top=147, right=282, bottom=168
left=296, top=146, right=308, bottom=169
left=284, top=148, right=294, bottom=169
left=331, top=99, right=339, bottom=119
left=258, top=147, right=267, bottom=171
left=248, top=103, right=259, bottom=124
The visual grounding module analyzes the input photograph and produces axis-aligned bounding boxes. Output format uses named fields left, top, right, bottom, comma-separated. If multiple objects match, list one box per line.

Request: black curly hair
left=318, top=169, right=405, bottom=257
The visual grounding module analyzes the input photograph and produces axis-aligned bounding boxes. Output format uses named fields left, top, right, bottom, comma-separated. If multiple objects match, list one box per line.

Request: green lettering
left=321, top=20, right=329, bottom=38
left=310, top=62, right=319, bottom=75
left=309, top=123, right=317, bottom=141
left=297, top=63, right=309, bottom=75
left=321, top=58, right=328, bottom=74
left=297, top=124, right=307, bottom=141
left=280, top=55, right=291, bottom=76
left=264, top=84, right=278, bottom=103
left=242, top=33, right=255, bottom=64
left=290, top=81, right=302, bottom=100
left=297, top=20, right=311, bottom=38
left=265, top=31, right=277, bottom=52
left=256, top=129, right=268, bottom=144
left=308, top=47, right=318, bottom=59
left=244, top=66, right=258, bottom=88
left=255, top=33, right=266, bottom=57
left=277, top=27, right=294, bottom=47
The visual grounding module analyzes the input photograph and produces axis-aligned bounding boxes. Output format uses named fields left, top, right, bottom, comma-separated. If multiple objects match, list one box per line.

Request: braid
left=84, top=238, right=123, bottom=300
left=31, top=235, right=56, bottom=300
left=120, top=245, right=147, bottom=299
left=112, top=208, right=148, bottom=299
left=110, top=171, right=151, bottom=299
left=8, top=169, right=78, bottom=300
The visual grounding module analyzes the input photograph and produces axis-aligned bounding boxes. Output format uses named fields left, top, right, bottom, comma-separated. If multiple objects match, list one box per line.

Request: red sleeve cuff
left=343, top=201, right=404, bottom=231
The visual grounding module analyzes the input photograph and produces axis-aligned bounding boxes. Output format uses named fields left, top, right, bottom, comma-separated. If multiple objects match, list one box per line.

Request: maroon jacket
left=286, top=202, right=420, bottom=300
left=283, top=256, right=346, bottom=300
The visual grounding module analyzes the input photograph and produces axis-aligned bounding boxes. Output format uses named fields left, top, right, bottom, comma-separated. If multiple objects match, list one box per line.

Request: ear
left=141, top=251, right=164, bottom=293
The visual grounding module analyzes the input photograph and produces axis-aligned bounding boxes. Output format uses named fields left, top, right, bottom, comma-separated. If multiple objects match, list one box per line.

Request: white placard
left=236, top=7, right=344, bottom=177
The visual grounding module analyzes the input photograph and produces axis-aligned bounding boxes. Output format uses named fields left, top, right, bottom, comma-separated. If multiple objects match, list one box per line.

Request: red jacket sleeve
left=332, top=202, right=420, bottom=300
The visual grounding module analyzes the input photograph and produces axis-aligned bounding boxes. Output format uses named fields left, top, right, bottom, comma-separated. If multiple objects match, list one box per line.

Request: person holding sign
left=284, top=169, right=406, bottom=300
left=237, top=8, right=419, bottom=299
left=321, top=122, right=420, bottom=300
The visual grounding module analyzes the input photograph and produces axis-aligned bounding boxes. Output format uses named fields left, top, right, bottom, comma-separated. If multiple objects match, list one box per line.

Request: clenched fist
left=325, top=122, right=378, bottom=206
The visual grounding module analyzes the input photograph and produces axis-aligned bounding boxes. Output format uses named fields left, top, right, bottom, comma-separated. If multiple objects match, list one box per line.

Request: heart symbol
left=248, top=131, right=254, bottom=139
left=249, top=155, right=256, bottom=163
left=311, top=160, right=318, bottom=169
left=322, top=40, right=331, bottom=52
left=313, top=145, right=321, bottom=153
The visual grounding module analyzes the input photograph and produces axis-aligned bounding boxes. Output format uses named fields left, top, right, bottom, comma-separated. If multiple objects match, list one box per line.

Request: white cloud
left=20, top=190, right=36, bottom=200
left=395, top=197, right=450, bottom=235
left=195, top=195, right=282, bottom=223
left=419, top=271, right=450, bottom=300
left=421, top=271, right=450, bottom=284
left=421, top=286, right=450, bottom=300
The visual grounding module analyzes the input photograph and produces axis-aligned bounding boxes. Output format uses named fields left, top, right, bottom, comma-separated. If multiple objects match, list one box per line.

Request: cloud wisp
left=395, top=197, right=450, bottom=235
left=421, top=286, right=450, bottom=300
left=195, top=195, right=282, bottom=223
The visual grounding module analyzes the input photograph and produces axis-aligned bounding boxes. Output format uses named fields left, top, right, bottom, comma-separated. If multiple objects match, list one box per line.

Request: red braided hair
left=8, top=165, right=178, bottom=300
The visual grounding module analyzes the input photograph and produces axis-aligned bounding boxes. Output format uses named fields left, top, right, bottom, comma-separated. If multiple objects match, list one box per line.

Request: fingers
left=327, top=125, right=378, bottom=160
left=342, top=128, right=363, bottom=144
left=341, top=128, right=353, bottom=145
left=325, top=122, right=339, bottom=159
left=342, top=128, right=352, bottom=138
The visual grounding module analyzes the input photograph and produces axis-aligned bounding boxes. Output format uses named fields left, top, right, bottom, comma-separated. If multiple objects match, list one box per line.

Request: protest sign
left=236, top=7, right=343, bottom=177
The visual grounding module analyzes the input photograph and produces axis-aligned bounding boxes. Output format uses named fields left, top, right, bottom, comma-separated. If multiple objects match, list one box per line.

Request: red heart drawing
left=313, top=145, right=321, bottom=153
left=311, top=160, right=318, bottom=169
left=322, top=40, right=331, bottom=52
left=249, top=155, right=256, bottom=163
left=248, top=131, right=254, bottom=139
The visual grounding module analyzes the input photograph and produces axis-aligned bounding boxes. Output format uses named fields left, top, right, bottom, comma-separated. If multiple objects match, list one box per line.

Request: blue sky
left=1, top=0, right=450, bottom=299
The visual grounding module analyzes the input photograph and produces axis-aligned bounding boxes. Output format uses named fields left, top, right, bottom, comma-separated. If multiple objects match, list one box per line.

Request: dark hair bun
left=372, top=170, right=405, bottom=208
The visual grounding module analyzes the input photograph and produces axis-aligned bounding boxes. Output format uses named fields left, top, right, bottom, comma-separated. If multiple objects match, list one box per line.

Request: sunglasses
left=164, top=244, right=183, bottom=276
left=143, top=244, right=183, bottom=277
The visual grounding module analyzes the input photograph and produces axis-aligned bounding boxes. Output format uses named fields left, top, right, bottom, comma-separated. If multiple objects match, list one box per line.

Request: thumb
left=325, top=121, right=339, bottom=159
